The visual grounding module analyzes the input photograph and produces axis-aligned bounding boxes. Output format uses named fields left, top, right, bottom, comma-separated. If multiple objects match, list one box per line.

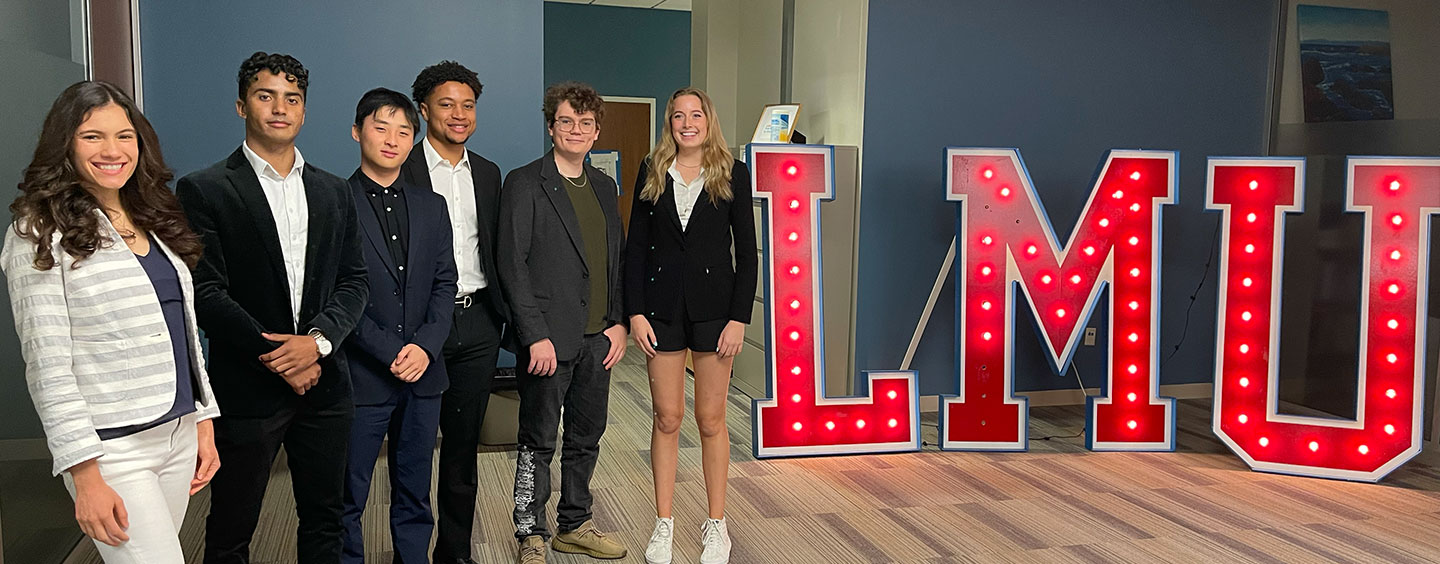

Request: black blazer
left=176, top=148, right=369, bottom=417
left=345, top=173, right=458, bottom=404
left=399, top=144, right=507, bottom=323
left=497, top=152, right=624, bottom=360
left=624, top=159, right=757, bottom=324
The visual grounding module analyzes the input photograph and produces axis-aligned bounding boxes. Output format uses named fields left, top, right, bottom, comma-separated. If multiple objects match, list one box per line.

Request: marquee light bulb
left=1246, top=212, right=1257, bottom=223
left=790, top=366, right=802, bottom=376
left=1239, top=344, right=1250, bottom=354
left=1127, top=364, right=1138, bottom=374
left=1309, top=441, right=1319, bottom=452
left=789, top=266, right=800, bottom=276
left=1041, top=274, right=1053, bottom=284
left=1359, top=445, right=1370, bottom=455
left=1070, top=274, right=1082, bottom=284
left=789, top=199, right=801, bottom=210
left=1128, top=300, right=1140, bottom=311
left=1244, top=244, right=1255, bottom=253
left=788, top=231, right=799, bottom=242
left=1238, top=414, right=1249, bottom=424
left=1112, top=190, right=1124, bottom=199
left=1386, top=389, right=1397, bottom=399
left=1127, top=420, right=1138, bottom=430
left=1130, top=171, right=1142, bottom=181
left=1391, top=214, right=1403, bottom=227
left=1389, top=180, right=1401, bottom=191
left=888, top=418, right=898, bottom=428
left=1127, top=392, right=1137, bottom=401
left=1027, top=244, right=1038, bottom=256
left=1242, top=277, right=1253, bottom=287
left=1000, top=187, right=1011, bottom=197
left=1385, top=424, right=1396, bottom=435
left=983, top=168, right=994, bottom=179
left=1259, top=437, right=1269, bottom=447
left=791, top=394, right=801, bottom=403
left=981, top=301, right=992, bottom=310
left=1391, top=250, right=1402, bottom=260
left=1055, top=308, right=1067, bottom=318
left=982, top=236, right=993, bottom=245
left=1388, top=319, right=1400, bottom=329
left=1130, top=203, right=1141, bottom=212
left=887, top=390, right=898, bottom=400
left=1388, top=283, right=1401, bottom=295
left=1130, top=267, right=1142, bottom=277
left=1128, top=236, right=1140, bottom=246
left=1241, top=311, right=1253, bottom=322
left=790, top=299, right=801, bottom=310
left=792, top=422, right=803, bottom=431
left=789, top=330, right=801, bottom=342
left=825, top=421, right=835, bottom=430
left=1098, top=218, right=1110, bottom=228
left=981, top=331, right=992, bottom=341
left=856, top=419, right=867, bottom=429
left=980, top=266, right=993, bottom=276
left=1084, top=246, right=1095, bottom=256
left=1128, top=332, right=1139, bottom=342
left=1239, top=377, right=1250, bottom=388
left=1386, top=353, right=1398, bottom=364
left=787, top=165, right=799, bottom=177
left=1248, top=180, right=1259, bottom=190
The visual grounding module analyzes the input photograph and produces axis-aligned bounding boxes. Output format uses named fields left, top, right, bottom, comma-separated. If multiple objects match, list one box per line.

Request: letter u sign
left=1208, top=157, right=1440, bottom=482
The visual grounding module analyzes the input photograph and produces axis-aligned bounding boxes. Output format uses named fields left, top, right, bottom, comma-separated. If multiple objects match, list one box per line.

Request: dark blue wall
left=544, top=3, right=690, bottom=140
left=856, top=0, right=1277, bottom=395
left=139, top=1, right=544, bottom=178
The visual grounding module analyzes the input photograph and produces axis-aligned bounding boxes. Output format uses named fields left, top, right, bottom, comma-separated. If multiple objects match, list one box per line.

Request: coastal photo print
left=1297, top=4, right=1394, bottom=122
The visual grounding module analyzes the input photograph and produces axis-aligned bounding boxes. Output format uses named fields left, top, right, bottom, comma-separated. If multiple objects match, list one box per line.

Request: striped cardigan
left=2, top=211, right=220, bottom=476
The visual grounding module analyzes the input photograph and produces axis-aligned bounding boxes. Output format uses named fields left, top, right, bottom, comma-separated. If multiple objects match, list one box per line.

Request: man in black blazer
left=176, top=52, right=368, bottom=564
left=499, top=82, right=628, bottom=563
left=398, top=61, right=508, bottom=564
left=339, top=88, right=458, bottom=564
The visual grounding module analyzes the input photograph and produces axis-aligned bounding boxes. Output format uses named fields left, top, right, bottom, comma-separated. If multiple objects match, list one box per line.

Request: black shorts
left=650, top=301, right=728, bottom=353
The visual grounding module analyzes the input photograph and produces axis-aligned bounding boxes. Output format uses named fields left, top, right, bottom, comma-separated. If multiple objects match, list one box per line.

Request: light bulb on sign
left=1130, top=203, right=1141, bottom=212
left=1359, top=445, right=1370, bottom=455
left=981, top=301, right=992, bottom=311
left=789, top=199, right=801, bottom=210
left=791, top=394, right=801, bottom=403
left=1239, top=344, right=1250, bottom=354
left=1385, top=424, right=1396, bottom=435
left=1388, top=319, right=1400, bottom=330
left=980, top=266, right=993, bottom=276
left=1259, top=437, right=1269, bottom=447
left=1241, top=311, right=1252, bottom=322
left=1127, top=392, right=1137, bottom=402
left=1391, top=214, right=1404, bottom=227
left=887, top=390, right=898, bottom=400
left=999, top=187, right=1011, bottom=197
left=1127, top=420, right=1138, bottom=430
left=790, top=366, right=801, bottom=376
left=1248, top=180, right=1259, bottom=190
left=982, top=168, right=994, bottom=179
left=1388, top=283, right=1401, bottom=295
left=1309, top=441, right=1319, bottom=452
left=1128, top=333, right=1139, bottom=342
left=1128, top=301, right=1140, bottom=311
left=1040, top=274, right=1053, bottom=284
left=1246, top=212, right=1257, bottom=223
left=1386, top=389, right=1397, bottom=399
left=1389, top=180, right=1401, bottom=191
left=792, top=422, right=803, bottom=431
left=1112, top=190, right=1124, bottom=199
left=1055, top=308, right=1067, bottom=319
left=856, top=419, right=866, bottom=429
left=1239, top=377, right=1250, bottom=388
left=786, top=165, right=798, bottom=177
left=1244, top=244, right=1255, bottom=253
left=1242, top=277, right=1253, bottom=288
left=981, top=331, right=992, bottom=341
left=789, top=299, right=801, bottom=310
left=1070, top=274, right=1082, bottom=285
left=1098, top=218, right=1110, bottom=228
left=1391, top=250, right=1402, bottom=260
left=888, top=419, right=898, bottom=428
left=1130, top=171, right=1141, bottom=181
left=1084, top=246, right=1095, bottom=256
left=825, top=421, right=835, bottom=431
left=1127, top=364, right=1138, bottom=374
left=981, top=236, right=993, bottom=245
left=1238, top=414, right=1248, bottom=424
left=1026, top=244, right=1038, bottom=256
left=788, top=231, right=799, bottom=242
left=1130, top=267, right=1142, bottom=278
left=1128, top=236, right=1140, bottom=246
left=1386, top=353, right=1398, bottom=364
left=789, top=331, right=801, bottom=342
left=789, top=266, right=800, bottom=276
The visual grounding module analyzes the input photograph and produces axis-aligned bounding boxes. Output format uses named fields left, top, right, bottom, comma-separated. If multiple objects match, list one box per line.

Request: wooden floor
left=68, top=346, right=1440, bottom=563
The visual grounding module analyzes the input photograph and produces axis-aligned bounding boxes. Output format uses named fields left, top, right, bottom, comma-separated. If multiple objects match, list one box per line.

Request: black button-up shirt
left=352, top=170, right=410, bottom=278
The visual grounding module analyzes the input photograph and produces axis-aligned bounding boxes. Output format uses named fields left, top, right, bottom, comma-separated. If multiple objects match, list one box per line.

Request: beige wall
left=791, top=0, right=867, bottom=146
left=1278, top=0, right=1440, bottom=124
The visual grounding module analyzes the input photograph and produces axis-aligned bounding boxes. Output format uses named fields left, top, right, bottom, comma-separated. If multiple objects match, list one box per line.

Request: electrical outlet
left=1083, top=327, right=1097, bottom=346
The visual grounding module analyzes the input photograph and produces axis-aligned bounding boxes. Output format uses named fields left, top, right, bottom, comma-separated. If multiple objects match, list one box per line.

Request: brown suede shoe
left=551, top=519, right=628, bottom=559
left=516, top=535, right=546, bottom=564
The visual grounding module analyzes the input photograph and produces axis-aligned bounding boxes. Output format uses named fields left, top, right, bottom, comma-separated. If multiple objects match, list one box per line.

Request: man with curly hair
left=397, top=60, right=508, bottom=564
left=176, top=51, right=368, bottom=564
left=498, top=81, right=628, bottom=563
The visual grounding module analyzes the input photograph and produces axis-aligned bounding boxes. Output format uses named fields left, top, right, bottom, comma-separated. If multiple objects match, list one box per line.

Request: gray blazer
left=497, top=151, right=625, bottom=360
left=2, top=212, right=219, bottom=476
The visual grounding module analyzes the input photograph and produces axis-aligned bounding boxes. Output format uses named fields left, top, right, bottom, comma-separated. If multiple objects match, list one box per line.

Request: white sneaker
left=645, top=516, right=674, bottom=564
left=700, top=518, right=731, bottom=564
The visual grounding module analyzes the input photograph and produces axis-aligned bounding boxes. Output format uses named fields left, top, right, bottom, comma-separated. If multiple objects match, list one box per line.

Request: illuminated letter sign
left=1208, top=157, right=1440, bottom=481
left=749, top=144, right=921, bottom=457
left=943, top=149, right=1177, bottom=451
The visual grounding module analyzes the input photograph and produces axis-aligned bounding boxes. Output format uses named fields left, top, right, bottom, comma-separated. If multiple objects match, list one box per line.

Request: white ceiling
left=545, top=0, right=692, bottom=11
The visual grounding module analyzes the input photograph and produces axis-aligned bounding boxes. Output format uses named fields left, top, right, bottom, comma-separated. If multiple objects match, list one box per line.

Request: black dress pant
left=203, top=395, right=354, bottom=564
left=512, top=332, right=612, bottom=540
left=433, top=292, right=503, bottom=561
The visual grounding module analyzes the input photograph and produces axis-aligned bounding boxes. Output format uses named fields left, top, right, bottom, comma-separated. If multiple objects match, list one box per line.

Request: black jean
left=512, top=332, right=613, bottom=540
left=433, top=293, right=504, bottom=562
left=203, top=395, right=354, bottom=564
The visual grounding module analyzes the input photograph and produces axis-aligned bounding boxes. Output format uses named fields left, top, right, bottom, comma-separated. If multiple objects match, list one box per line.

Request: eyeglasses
left=554, top=117, right=597, bottom=133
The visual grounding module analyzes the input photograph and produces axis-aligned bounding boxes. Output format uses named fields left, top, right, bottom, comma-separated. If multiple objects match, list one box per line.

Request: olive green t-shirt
left=563, top=172, right=609, bottom=334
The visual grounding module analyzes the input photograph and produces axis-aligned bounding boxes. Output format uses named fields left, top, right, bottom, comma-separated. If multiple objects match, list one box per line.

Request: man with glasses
left=497, top=81, right=628, bottom=564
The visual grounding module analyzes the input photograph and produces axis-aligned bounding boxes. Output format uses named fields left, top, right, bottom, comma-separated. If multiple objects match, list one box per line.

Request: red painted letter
left=944, top=149, right=1177, bottom=451
left=1208, top=157, right=1440, bottom=481
left=750, top=144, right=920, bottom=457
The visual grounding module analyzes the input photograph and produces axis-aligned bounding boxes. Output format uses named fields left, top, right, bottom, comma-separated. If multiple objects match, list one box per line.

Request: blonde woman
left=624, top=87, right=757, bottom=564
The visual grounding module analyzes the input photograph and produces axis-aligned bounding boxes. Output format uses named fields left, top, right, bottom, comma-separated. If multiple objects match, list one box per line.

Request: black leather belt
left=455, top=294, right=473, bottom=308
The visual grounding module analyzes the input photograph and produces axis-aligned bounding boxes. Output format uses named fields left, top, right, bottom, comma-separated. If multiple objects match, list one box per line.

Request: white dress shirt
left=242, top=142, right=308, bottom=328
left=423, top=137, right=488, bottom=297
left=668, top=161, right=706, bottom=230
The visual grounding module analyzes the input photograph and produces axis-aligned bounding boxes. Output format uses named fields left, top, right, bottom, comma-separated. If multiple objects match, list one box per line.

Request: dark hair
left=237, top=51, right=309, bottom=101
left=354, top=87, right=420, bottom=131
left=411, top=61, right=482, bottom=106
left=542, top=81, right=605, bottom=125
left=10, top=81, right=202, bottom=270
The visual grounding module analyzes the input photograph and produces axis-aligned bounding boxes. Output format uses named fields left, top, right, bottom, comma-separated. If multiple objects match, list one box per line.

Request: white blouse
left=667, top=161, right=705, bottom=230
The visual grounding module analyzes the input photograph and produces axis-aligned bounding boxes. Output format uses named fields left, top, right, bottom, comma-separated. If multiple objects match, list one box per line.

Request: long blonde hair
left=641, top=87, right=733, bottom=204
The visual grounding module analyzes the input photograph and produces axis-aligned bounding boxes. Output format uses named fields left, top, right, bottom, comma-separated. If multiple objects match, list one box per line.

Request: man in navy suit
left=338, top=88, right=458, bottom=564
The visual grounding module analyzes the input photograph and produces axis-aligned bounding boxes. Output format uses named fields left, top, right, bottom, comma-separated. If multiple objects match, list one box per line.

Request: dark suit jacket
left=345, top=173, right=458, bottom=404
left=624, top=159, right=757, bottom=324
left=497, top=151, right=624, bottom=360
left=399, top=144, right=508, bottom=323
left=176, top=148, right=369, bottom=417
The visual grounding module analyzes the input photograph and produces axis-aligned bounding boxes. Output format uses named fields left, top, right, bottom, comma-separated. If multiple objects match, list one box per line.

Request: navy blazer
left=345, top=173, right=458, bottom=404
left=624, top=159, right=757, bottom=324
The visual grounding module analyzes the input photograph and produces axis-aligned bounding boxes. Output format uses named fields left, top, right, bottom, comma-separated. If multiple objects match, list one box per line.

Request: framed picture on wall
left=1296, top=4, right=1394, bottom=122
left=752, top=104, right=801, bottom=143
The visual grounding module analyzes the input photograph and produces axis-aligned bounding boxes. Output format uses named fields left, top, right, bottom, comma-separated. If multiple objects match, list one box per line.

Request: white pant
left=63, top=413, right=198, bottom=564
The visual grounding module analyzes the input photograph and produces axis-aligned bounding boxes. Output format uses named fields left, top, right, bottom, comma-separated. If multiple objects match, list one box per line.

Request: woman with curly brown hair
left=1, top=81, right=220, bottom=564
